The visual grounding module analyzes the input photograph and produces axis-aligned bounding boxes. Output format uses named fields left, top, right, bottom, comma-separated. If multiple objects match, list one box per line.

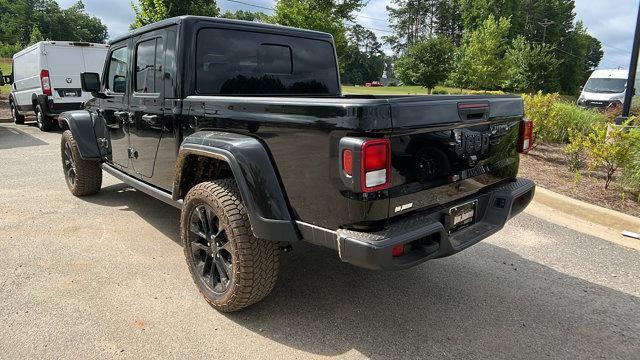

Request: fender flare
left=175, top=131, right=300, bottom=243
left=58, top=110, right=107, bottom=161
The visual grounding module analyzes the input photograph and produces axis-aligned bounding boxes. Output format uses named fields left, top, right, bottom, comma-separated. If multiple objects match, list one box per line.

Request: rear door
left=128, top=30, right=166, bottom=179
left=44, top=43, right=109, bottom=104
left=44, top=44, right=85, bottom=103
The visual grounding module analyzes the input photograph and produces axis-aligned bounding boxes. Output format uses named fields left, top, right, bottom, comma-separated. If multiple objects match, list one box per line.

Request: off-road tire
left=35, top=104, right=53, bottom=131
left=181, top=180, right=280, bottom=312
left=61, top=130, right=102, bottom=196
left=10, top=100, right=25, bottom=125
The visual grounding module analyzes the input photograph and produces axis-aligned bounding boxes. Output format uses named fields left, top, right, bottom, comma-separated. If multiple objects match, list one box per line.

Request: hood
left=579, top=91, right=625, bottom=102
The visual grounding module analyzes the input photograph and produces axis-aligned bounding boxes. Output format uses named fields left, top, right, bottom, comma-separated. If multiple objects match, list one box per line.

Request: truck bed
left=183, top=93, right=524, bottom=230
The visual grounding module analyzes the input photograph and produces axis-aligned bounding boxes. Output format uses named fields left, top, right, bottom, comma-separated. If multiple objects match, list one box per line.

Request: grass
left=1, top=58, right=11, bottom=96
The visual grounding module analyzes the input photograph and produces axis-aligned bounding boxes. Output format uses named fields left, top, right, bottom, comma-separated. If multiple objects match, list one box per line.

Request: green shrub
left=431, top=88, right=449, bottom=94
left=523, top=91, right=607, bottom=144
left=620, top=121, right=640, bottom=197
left=570, top=121, right=635, bottom=189
left=0, top=43, right=22, bottom=58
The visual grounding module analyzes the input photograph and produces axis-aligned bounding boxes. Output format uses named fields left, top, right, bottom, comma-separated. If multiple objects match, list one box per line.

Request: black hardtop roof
left=109, top=16, right=334, bottom=45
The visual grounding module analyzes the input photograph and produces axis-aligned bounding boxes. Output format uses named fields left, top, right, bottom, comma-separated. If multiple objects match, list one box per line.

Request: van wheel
left=61, top=130, right=102, bottom=196
left=35, top=104, right=53, bottom=131
left=181, top=180, right=280, bottom=312
left=10, top=101, right=25, bottom=125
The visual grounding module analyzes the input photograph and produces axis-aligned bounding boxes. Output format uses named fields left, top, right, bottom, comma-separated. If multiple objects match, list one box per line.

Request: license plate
left=64, top=91, right=77, bottom=97
left=447, top=200, right=477, bottom=233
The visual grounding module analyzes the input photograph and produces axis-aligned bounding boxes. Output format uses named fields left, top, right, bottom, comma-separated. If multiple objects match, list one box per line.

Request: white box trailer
left=8, top=41, right=108, bottom=131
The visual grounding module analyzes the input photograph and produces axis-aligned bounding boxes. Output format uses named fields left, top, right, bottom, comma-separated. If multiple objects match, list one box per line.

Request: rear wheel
left=181, top=180, right=280, bottom=312
left=10, top=100, right=25, bottom=125
left=61, top=130, right=102, bottom=196
left=35, top=104, right=53, bottom=131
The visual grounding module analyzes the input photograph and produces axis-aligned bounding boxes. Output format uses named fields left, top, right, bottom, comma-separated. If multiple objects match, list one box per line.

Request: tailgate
left=387, top=95, right=524, bottom=218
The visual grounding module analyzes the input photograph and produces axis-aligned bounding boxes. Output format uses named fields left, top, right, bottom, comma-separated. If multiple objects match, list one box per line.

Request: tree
left=503, top=36, right=560, bottom=93
left=342, top=25, right=385, bottom=84
left=446, top=45, right=470, bottom=91
left=435, top=0, right=463, bottom=46
left=0, top=0, right=107, bottom=46
left=395, top=36, right=455, bottom=93
left=273, top=0, right=365, bottom=75
left=558, top=21, right=602, bottom=94
left=459, top=15, right=511, bottom=90
left=29, top=25, right=44, bottom=45
left=131, top=0, right=220, bottom=29
left=221, top=10, right=272, bottom=22
left=385, top=0, right=440, bottom=54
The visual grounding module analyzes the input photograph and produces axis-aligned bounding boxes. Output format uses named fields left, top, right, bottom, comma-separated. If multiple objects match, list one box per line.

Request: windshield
left=584, top=78, right=627, bottom=94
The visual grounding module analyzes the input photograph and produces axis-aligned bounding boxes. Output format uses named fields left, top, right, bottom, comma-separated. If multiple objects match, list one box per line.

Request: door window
left=106, top=47, right=128, bottom=93
left=135, top=37, right=164, bottom=94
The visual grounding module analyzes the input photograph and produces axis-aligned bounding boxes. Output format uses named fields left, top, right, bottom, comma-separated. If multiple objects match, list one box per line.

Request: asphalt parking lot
left=0, top=121, right=639, bottom=359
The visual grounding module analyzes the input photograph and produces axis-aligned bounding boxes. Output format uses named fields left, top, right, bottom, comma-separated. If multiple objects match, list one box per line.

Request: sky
left=57, top=0, right=639, bottom=71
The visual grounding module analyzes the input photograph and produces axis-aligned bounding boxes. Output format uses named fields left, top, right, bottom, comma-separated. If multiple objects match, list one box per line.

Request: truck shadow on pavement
left=225, top=233, right=639, bottom=359
left=82, top=184, right=639, bottom=359
left=80, top=183, right=182, bottom=244
left=0, top=124, right=49, bottom=149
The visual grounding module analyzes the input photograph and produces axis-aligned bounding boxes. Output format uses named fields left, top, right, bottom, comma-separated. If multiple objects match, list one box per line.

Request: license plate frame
left=447, top=200, right=478, bottom=233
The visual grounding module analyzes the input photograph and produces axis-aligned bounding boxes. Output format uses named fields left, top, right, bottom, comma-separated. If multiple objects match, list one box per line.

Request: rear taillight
left=40, top=69, right=52, bottom=96
left=361, top=139, right=391, bottom=192
left=339, top=137, right=392, bottom=193
left=518, top=119, right=533, bottom=153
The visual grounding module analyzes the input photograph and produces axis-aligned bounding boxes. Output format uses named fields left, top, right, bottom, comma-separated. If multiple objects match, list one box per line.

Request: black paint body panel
left=71, top=16, right=528, bottom=241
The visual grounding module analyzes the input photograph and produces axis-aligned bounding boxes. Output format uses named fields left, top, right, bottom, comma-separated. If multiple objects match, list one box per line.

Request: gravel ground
left=0, top=123, right=638, bottom=359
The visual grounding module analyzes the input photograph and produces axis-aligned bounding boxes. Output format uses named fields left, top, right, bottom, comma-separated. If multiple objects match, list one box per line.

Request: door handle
left=141, top=114, right=159, bottom=125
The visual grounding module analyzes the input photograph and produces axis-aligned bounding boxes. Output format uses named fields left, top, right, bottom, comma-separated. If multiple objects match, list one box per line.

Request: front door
left=102, top=44, right=131, bottom=169
left=128, top=32, right=165, bottom=179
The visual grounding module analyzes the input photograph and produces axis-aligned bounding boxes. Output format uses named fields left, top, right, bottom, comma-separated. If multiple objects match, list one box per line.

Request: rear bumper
left=298, top=178, right=535, bottom=270
left=37, top=95, right=83, bottom=116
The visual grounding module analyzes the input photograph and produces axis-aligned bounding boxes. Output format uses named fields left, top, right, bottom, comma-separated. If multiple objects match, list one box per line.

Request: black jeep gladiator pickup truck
left=60, top=16, right=535, bottom=312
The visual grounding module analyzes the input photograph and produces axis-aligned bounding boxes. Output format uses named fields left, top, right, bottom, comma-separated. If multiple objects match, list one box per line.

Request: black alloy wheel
left=187, top=203, right=234, bottom=294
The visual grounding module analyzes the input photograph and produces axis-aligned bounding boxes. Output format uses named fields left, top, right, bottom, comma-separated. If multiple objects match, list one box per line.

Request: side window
left=135, top=37, right=164, bottom=93
left=106, top=47, right=128, bottom=93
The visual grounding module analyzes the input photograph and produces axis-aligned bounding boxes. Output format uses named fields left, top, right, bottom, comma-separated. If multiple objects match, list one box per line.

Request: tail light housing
left=518, top=119, right=533, bottom=153
left=339, top=137, right=392, bottom=193
left=40, top=69, right=52, bottom=96
left=361, top=139, right=391, bottom=192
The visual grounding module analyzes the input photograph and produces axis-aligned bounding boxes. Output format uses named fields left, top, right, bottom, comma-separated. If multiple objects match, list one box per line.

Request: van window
left=107, top=47, right=128, bottom=93
left=584, top=78, right=627, bottom=94
left=135, top=37, right=164, bottom=93
left=195, top=28, right=339, bottom=95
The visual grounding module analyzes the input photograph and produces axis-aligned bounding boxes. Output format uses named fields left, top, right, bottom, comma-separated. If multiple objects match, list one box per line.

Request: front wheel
left=181, top=180, right=280, bottom=312
left=35, top=104, right=53, bottom=131
left=61, top=130, right=102, bottom=196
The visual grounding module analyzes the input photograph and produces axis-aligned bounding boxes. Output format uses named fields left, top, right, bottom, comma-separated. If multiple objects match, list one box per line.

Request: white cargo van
left=577, top=69, right=632, bottom=110
left=7, top=41, right=108, bottom=131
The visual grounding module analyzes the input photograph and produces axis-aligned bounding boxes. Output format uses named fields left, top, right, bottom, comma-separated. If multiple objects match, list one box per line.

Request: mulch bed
left=519, top=143, right=640, bottom=218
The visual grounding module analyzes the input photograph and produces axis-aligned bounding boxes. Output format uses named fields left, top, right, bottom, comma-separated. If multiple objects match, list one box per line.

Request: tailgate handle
left=458, top=102, right=489, bottom=121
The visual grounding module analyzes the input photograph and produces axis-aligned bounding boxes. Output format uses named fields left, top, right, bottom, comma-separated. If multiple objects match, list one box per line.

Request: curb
left=532, top=186, right=640, bottom=233
left=0, top=118, right=12, bottom=123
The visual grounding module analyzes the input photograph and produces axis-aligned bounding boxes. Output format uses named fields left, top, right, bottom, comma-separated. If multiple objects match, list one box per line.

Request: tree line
left=0, top=0, right=107, bottom=57
left=0, top=0, right=603, bottom=95
left=388, top=0, right=603, bottom=94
